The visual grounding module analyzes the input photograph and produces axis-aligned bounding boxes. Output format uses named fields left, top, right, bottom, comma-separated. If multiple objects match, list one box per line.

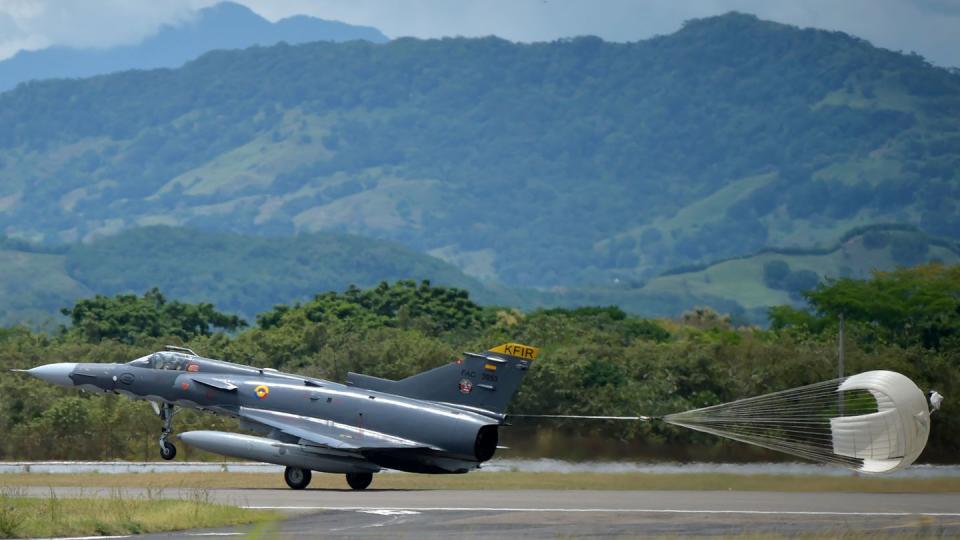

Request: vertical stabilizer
left=347, top=343, right=539, bottom=414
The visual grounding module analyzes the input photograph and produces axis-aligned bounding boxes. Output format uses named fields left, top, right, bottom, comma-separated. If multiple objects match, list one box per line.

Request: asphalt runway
left=17, top=487, right=960, bottom=538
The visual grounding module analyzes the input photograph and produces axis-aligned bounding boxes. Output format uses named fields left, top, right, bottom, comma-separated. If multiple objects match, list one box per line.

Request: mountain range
left=0, top=12, right=958, bottom=324
left=0, top=2, right=388, bottom=92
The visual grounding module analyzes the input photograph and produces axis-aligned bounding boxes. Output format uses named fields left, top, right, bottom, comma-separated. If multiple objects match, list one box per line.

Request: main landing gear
left=281, top=468, right=374, bottom=490
left=284, top=466, right=312, bottom=490
left=346, top=472, right=373, bottom=490
left=158, top=403, right=177, bottom=460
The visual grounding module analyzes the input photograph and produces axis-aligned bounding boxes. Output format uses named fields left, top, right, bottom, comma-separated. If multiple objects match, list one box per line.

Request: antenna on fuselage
left=164, top=345, right=199, bottom=357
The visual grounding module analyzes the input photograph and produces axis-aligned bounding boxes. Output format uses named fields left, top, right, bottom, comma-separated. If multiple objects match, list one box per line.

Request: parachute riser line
left=509, top=414, right=663, bottom=422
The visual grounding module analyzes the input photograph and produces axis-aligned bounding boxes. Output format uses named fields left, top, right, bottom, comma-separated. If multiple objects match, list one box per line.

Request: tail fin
left=346, top=343, right=539, bottom=414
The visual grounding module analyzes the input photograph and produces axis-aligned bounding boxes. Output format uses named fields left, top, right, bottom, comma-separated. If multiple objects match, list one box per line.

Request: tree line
left=0, top=267, right=956, bottom=462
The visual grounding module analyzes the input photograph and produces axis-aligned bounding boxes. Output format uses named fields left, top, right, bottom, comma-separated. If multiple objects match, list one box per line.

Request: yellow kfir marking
left=484, top=363, right=497, bottom=371
left=489, top=343, right=539, bottom=360
left=255, top=385, right=270, bottom=399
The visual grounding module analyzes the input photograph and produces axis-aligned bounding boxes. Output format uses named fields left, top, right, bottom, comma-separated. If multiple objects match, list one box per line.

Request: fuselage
left=50, top=351, right=503, bottom=473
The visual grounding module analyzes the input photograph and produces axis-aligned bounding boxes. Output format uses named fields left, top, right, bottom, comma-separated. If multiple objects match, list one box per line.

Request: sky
left=0, top=0, right=958, bottom=68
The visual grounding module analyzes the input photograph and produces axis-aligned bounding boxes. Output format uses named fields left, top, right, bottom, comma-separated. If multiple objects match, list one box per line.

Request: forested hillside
left=1, top=13, right=957, bottom=290
left=0, top=226, right=493, bottom=327
left=2, top=224, right=952, bottom=328
left=473, top=225, right=957, bottom=325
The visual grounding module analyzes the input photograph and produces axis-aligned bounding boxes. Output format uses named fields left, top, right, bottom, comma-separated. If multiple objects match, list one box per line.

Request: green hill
left=525, top=226, right=960, bottom=324
left=0, top=226, right=495, bottom=327
left=0, top=13, right=958, bottom=290
left=0, top=225, right=955, bottom=327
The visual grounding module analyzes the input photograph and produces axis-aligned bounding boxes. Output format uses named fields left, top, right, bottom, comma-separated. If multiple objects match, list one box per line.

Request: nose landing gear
left=160, top=440, right=177, bottom=460
left=158, top=403, right=177, bottom=460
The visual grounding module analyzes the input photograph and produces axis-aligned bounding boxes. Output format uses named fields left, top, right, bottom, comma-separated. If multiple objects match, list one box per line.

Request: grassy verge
left=0, top=487, right=279, bottom=539
left=1, top=471, right=958, bottom=492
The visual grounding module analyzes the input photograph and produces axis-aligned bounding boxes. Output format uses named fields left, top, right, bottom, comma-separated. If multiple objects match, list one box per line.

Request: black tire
left=346, top=472, right=373, bottom=490
left=284, top=467, right=312, bottom=490
left=160, top=441, right=177, bottom=461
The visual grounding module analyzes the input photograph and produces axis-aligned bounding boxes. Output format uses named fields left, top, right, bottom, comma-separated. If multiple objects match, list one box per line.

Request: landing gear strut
left=284, top=466, right=312, bottom=490
left=346, top=472, right=373, bottom=490
left=158, top=403, right=177, bottom=460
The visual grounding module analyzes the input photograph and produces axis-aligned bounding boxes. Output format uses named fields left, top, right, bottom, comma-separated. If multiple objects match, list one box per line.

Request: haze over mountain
left=0, top=12, right=957, bottom=322
left=0, top=2, right=388, bottom=92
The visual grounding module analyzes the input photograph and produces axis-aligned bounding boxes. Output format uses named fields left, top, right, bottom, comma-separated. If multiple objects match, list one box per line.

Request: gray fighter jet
left=20, top=343, right=539, bottom=490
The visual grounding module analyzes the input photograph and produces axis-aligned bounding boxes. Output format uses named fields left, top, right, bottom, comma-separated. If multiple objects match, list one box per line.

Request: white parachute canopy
left=664, top=370, right=931, bottom=474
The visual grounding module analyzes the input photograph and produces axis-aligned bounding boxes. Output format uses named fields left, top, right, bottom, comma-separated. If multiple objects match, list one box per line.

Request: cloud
left=906, top=0, right=960, bottom=16
left=0, top=11, right=35, bottom=59
left=0, top=0, right=215, bottom=59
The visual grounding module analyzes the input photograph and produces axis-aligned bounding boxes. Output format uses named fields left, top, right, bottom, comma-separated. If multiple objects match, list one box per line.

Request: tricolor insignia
left=484, top=363, right=497, bottom=371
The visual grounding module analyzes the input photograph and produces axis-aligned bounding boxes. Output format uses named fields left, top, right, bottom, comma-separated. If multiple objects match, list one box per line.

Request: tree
left=763, top=259, right=791, bottom=289
left=804, top=264, right=960, bottom=349
left=768, top=305, right=829, bottom=333
left=255, top=280, right=490, bottom=335
left=61, top=288, right=246, bottom=344
left=783, top=269, right=820, bottom=294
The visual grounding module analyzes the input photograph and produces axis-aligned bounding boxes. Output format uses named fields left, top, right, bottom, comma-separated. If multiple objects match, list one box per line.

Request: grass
left=0, top=486, right=279, bottom=539
left=643, top=230, right=960, bottom=311
left=2, top=471, right=958, bottom=493
left=156, top=109, right=336, bottom=197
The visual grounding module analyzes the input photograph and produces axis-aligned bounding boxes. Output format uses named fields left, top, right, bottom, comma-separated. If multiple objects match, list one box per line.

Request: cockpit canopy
left=127, top=351, right=199, bottom=372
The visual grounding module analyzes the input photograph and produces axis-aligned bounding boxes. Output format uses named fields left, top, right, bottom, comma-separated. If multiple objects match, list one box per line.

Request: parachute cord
left=509, top=414, right=662, bottom=421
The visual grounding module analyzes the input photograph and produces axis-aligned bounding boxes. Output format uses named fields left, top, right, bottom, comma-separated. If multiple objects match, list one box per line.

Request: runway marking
left=328, top=512, right=416, bottom=532
left=359, top=510, right=422, bottom=516
left=33, top=536, right=130, bottom=540
left=243, top=506, right=960, bottom=518
left=35, top=530, right=243, bottom=539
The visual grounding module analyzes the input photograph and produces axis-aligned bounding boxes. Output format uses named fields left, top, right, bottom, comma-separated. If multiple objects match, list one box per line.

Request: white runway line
left=242, top=506, right=960, bottom=517
left=6, top=460, right=959, bottom=478
left=33, top=536, right=130, bottom=540
left=359, top=510, right=422, bottom=516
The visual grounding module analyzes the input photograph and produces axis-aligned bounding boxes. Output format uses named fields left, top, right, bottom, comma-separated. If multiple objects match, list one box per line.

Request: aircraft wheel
left=160, top=441, right=177, bottom=461
left=346, top=472, right=373, bottom=490
left=284, top=467, right=312, bottom=490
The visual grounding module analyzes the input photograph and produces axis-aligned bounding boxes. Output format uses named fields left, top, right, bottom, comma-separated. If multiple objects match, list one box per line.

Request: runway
left=18, top=487, right=960, bottom=538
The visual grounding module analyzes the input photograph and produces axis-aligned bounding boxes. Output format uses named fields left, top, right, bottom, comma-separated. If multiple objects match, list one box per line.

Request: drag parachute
left=664, top=370, right=932, bottom=474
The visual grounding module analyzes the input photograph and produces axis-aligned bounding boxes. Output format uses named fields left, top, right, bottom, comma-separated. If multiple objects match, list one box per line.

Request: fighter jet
left=19, top=343, right=539, bottom=490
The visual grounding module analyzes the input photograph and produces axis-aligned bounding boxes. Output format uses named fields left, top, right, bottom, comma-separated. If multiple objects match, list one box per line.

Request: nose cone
left=27, top=363, right=78, bottom=387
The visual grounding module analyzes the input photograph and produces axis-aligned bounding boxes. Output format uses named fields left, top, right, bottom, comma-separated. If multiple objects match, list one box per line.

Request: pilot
left=148, top=353, right=164, bottom=369
left=927, top=390, right=944, bottom=414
